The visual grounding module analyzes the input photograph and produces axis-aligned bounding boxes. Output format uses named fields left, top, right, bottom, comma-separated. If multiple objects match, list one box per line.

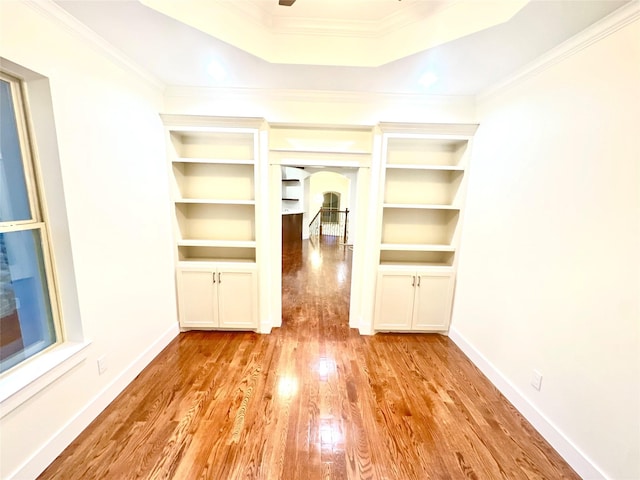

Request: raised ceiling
left=54, top=0, right=630, bottom=95
left=139, top=0, right=529, bottom=66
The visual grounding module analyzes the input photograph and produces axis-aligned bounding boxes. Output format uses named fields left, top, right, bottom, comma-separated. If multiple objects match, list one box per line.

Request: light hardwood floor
left=39, top=238, right=580, bottom=479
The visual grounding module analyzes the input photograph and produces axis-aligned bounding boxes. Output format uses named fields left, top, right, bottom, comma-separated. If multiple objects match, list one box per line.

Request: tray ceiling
left=54, top=0, right=630, bottom=95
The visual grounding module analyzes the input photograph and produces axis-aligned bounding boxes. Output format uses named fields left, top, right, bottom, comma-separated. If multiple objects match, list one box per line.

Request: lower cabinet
left=177, top=264, right=258, bottom=330
left=374, top=267, right=455, bottom=332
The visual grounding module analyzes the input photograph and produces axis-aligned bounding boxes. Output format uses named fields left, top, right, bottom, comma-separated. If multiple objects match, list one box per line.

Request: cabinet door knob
left=417, top=276, right=421, bottom=287
left=212, top=272, right=216, bottom=284
left=218, top=272, right=222, bottom=283
left=412, top=275, right=416, bottom=287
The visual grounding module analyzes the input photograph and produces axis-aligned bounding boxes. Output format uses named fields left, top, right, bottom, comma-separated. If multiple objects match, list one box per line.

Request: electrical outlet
left=97, top=355, right=108, bottom=375
left=531, top=370, right=543, bottom=391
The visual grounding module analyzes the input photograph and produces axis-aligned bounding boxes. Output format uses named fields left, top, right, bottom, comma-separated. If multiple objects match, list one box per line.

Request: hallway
left=39, top=239, right=578, bottom=479
left=282, top=237, right=352, bottom=333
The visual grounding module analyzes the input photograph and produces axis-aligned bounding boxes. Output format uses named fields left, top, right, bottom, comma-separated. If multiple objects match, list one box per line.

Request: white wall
left=309, top=172, right=349, bottom=214
left=451, top=16, right=640, bottom=480
left=0, top=3, right=178, bottom=478
left=164, top=87, right=476, bottom=126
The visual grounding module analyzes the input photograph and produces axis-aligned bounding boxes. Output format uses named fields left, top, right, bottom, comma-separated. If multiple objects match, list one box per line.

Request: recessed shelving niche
left=385, top=137, right=468, bottom=167
left=170, top=131, right=255, bottom=161
left=177, top=245, right=256, bottom=263
left=381, top=207, right=459, bottom=246
left=172, top=162, right=255, bottom=202
left=384, top=168, right=464, bottom=206
left=174, top=202, right=255, bottom=242
left=379, top=250, right=455, bottom=267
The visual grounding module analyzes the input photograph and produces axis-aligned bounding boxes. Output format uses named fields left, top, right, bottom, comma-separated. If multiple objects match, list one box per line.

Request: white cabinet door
left=374, top=271, right=415, bottom=331
left=217, top=267, right=257, bottom=329
left=177, top=269, right=217, bottom=328
left=413, top=272, right=455, bottom=331
left=177, top=265, right=258, bottom=330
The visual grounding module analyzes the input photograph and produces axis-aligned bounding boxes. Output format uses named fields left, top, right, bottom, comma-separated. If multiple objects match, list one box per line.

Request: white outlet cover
left=531, top=370, right=543, bottom=391
left=97, top=355, right=108, bottom=375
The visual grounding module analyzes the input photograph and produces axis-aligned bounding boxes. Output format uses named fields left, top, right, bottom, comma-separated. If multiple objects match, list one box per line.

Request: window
left=322, top=191, right=340, bottom=223
left=0, top=71, right=61, bottom=373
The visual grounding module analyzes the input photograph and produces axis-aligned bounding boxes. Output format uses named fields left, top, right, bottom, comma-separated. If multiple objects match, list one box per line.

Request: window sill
left=0, top=340, right=91, bottom=419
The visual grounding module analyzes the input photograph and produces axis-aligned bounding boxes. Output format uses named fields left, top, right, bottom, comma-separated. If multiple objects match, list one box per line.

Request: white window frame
left=0, top=65, right=90, bottom=418
left=0, top=71, right=63, bottom=368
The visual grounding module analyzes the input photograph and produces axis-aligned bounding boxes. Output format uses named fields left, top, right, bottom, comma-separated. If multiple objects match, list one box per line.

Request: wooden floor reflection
left=39, top=237, right=579, bottom=479
left=283, top=237, right=352, bottom=333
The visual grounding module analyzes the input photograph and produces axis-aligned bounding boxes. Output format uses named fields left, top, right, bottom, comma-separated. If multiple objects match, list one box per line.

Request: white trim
left=270, top=122, right=374, bottom=131
left=479, top=1, right=640, bottom=102
left=0, top=339, right=47, bottom=374
left=226, top=0, right=451, bottom=40
left=259, top=319, right=272, bottom=335
left=378, top=122, right=478, bottom=136
left=0, top=340, right=91, bottom=417
left=448, top=326, right=608, bottom=480
left=256, top=128, right=271, bottom=334
left=4, top=324, right=179, bottom=480
left=23, top=0, right=163, bottom=90
left=355, top=129, right=383, bottom=335
left=161, top=114, right=265, bottom=131
left=278, top=158, right=362, bottom=168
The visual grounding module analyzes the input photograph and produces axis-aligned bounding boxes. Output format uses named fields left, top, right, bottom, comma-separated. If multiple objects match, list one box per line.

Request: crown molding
left=378, top=1, right=454, bottom=34
left=479, top=0, right=640, bottom=102
left=269, top=17, right=380, bottom=38
left=226, top=0, right=455, bottom=40
left=214, top=1, right=268, bottom=33
left=24, top=0, right=164, bottom=91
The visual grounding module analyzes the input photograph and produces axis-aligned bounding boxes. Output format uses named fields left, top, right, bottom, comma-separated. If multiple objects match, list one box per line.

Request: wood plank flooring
left=39, top=238, right=580, bottom=479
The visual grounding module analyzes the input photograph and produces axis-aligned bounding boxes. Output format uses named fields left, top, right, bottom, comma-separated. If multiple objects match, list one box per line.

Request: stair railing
left=309, top=208, right=322, bottom=241
left=308, top=207, right=349, bottom=244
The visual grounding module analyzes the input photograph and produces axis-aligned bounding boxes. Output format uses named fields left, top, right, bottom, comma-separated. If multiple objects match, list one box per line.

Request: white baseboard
left=8, top=323, right=180, bottom=480
left=448, top=326, right=608, bottom=480
left=259, top=319, right=273, bottom=334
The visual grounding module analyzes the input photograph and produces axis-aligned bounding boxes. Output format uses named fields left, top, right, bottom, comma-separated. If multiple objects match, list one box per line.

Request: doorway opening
left=281, top=168, right=355, bottom=329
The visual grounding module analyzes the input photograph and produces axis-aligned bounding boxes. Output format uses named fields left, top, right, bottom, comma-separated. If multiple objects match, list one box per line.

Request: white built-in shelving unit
left=374, top=123, right=477, bottom=333
left=162, top=115, right=264, bottom=331
left=159, top=117, right=476, bottom=335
